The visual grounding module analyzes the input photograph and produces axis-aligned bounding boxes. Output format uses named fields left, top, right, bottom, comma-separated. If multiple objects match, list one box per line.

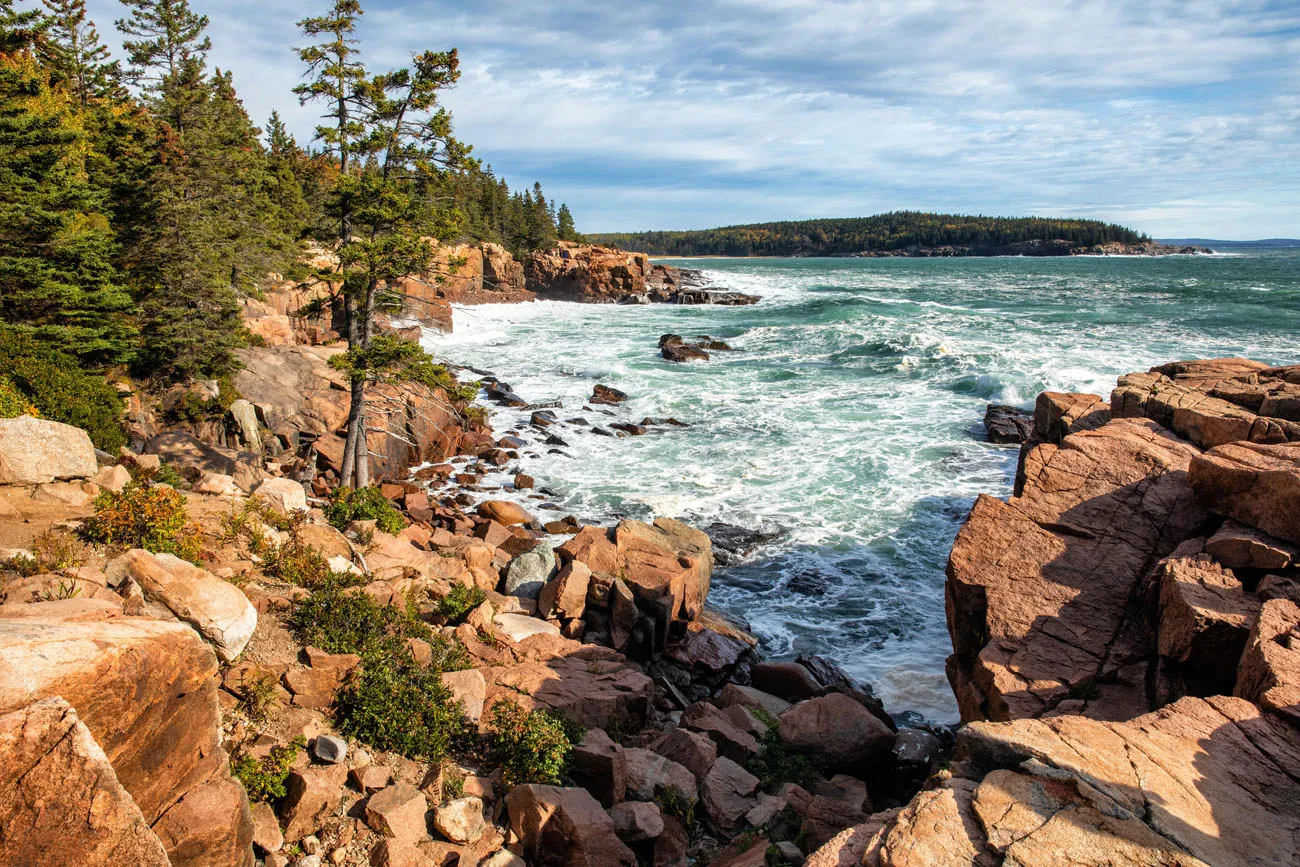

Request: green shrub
left=324, top=486, right=406, bottom=535
left=0, top=329, right=127, bottom=450
left=746, top=719, right=824, bottom=793
left=0, top=376, right=38, bottom=418
left=290, top=581, right=435, bottom=658
left=487, top=698, right=582, bottom=786
left=438, top=584, right=486, bottom=625
left=232, top=736, right=306, bottom=802
left=334, top=653, right=467, bottom=761
left=82, top=480, right=202, bottom=562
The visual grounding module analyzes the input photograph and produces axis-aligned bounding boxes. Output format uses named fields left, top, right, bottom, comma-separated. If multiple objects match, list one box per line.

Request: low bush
left=0, top=329, right=126, bottom=450
left=231, top=736, right=306, bottom=802
left=746, top=713, right=824, bottom=792
left=4, top=529, right=88, bottom=577
left=0, top=376, right=38, bottom=418
left=323, top=486, right=407, bottom=535
left=82, top=480, right=202, bottom=562
left=334, top=653, right=467, bottom=761
left=437, top=584, right=486, bottom=625
left=290, top=581, right=436, bottom=658
left=487, top=698, right=583, bottom=786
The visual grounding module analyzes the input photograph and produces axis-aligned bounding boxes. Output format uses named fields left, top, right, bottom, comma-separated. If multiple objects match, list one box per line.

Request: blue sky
left=84, top=0, right=1300, bottom=238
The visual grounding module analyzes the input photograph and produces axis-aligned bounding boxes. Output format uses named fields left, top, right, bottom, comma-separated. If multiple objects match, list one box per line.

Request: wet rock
left=592, top=384, right=629, bottom=405
left=505, top=784, right=637, bottom=866
left=704, top=522, right=782, bottom=565
left=659, top=335, right=710, bottom=363
left=983, top=405, right=1033, bottom=444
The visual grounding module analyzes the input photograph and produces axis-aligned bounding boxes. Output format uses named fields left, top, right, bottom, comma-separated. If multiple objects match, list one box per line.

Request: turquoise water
left=427, top=250, right=1300, bottom=722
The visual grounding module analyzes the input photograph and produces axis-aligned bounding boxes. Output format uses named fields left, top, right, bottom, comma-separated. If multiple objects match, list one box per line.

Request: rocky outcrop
left=1190, top=440, right=1300, bottom=546
left=0, top=416, right=98, bottom=485
left=525, top=243, right=652, bottom=303
left=0, top=601, right=253, bottom=866
left=0, top=697, right=171, bottom=866
left=947, top=419, right=1207, bottom=721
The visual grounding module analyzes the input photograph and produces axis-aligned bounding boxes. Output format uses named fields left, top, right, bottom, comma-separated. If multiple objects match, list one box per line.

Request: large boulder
left=481, top=643, right=653, bottom=731
left=1190, top=441, right=1300, bottom=546
left=0, top=697, right=170, bottom=866
left=106, top=549, right=257, bottom=662
left=505, top=784, right=636, bottom=866
left=778, top=693, right=894, bottom=766
left=253, top=477, right=308, bottom=514
left=946, top=419, right=1207, bottom=721
left=0, top=602, right=254, bottom=866
left=0, top=416, right=97, bottom=485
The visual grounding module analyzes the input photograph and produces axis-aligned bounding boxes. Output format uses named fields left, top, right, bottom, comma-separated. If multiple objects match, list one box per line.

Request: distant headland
left=592, top=211, right=1214, bottom=257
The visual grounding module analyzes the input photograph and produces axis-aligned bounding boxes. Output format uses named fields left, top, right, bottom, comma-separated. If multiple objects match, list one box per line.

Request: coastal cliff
left=3, top=258, right=1297, bottom=866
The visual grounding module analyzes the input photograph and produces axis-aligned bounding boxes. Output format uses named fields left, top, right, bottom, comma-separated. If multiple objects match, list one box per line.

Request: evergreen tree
left=115, top=0, right=209, bottom=134
left=40, top=0, right=121, bottom=105
left=297, top=0, right=469, bottom=487
left=0, top=37, right=136, bottom=364
left=557, top=203, right=577, bottom=241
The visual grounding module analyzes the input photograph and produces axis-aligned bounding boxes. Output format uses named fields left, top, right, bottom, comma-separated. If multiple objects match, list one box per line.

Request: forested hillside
left=593, top=212, right=1146, bottom=256
left=0, top=0, right=579, bottom=388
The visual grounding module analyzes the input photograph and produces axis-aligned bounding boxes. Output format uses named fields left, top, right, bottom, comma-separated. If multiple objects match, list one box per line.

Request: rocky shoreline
left=2, top=243, right=1297, bottom=867
left=844, top=239, right=1215, bottom=257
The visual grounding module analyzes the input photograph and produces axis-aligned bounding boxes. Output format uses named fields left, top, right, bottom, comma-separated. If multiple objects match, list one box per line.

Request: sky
left=83, top=0, right=1300, bottom=239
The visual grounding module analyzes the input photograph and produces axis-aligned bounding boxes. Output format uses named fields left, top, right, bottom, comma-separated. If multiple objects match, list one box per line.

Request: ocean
left=425, top=249, right=1300, bottom=723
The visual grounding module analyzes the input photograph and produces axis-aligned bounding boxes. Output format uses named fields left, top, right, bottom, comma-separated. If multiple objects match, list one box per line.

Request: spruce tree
left=40, top=0, right=122, bottom=105
left=0, top=33, right=136, bottom=364
left=297, top=0, right=469, bottom=486
left=116, top=0, right=209, bottom=135
left=557, top=203, right=578, bottom=241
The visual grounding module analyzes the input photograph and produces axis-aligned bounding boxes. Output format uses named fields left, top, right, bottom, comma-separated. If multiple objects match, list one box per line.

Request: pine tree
left=115, top=0, right=209, bottom=134
left=40, top=0, right=121, bottom=105
left=0, top=37, right=136, bottom=364
left=297, top=0, right=469, bottom=487
left=557, top=203, right=578, bottom=241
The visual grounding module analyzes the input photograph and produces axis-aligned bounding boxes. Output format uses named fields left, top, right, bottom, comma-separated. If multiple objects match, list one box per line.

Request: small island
left=593, top=211, right=1215, bottom=257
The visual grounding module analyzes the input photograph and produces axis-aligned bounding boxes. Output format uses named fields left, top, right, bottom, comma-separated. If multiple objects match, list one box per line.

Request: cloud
left=83, top=0, right=1300, bottom=237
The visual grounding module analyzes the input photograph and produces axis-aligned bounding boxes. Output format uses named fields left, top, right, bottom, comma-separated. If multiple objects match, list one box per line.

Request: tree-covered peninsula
left=592, top=211, right=1151, bottom=257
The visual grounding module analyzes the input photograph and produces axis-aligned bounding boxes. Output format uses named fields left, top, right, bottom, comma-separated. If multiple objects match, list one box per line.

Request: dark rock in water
left=591, top=427, right=615, bottom=437
left=566, top=417, right=589, bottom=426
left=694, top=335, right=733, bottom=351
left=498, top=435, right=527, bottom=450
left=487, top=382, right=527, bottom=408
left=610, top=422, right=647, bottom=436
left=983, top=404, right=1034, bottom=444
left=797, top=653, right=896, bottom=732
left=544, top=433, right=569, bottom=447
left=591, top=384, right=629, bottom=405
left=531, top=410, right=559, bottom=429
left=704, top=522, right=782, bottom=565
left=524, top=400, right=563, bottom=410
left=674, top=289, right=761, bottom=306
left=659, top=334, right=711, bottom=363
